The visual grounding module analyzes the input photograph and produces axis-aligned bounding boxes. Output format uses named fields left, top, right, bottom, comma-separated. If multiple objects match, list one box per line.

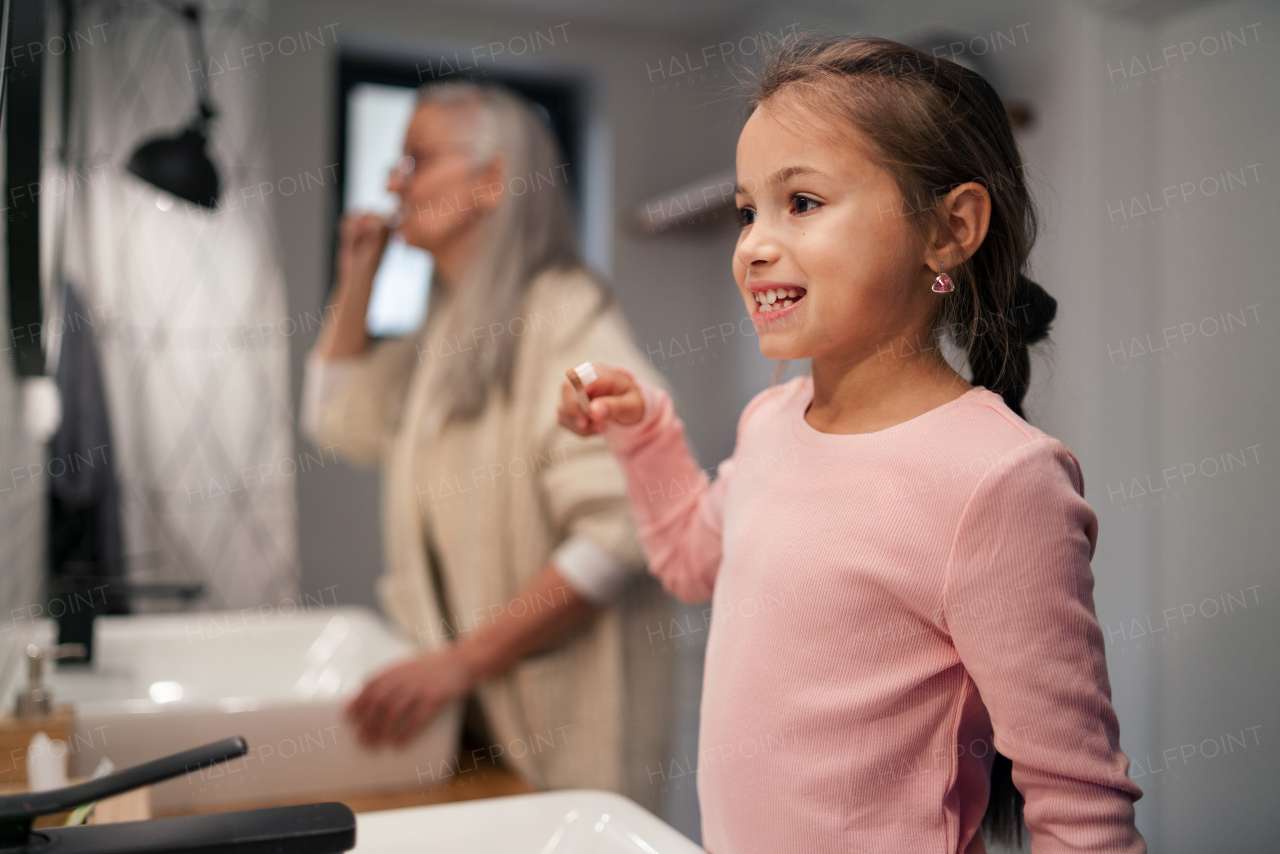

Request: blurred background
left=0, top=0, right=1275, bottom=850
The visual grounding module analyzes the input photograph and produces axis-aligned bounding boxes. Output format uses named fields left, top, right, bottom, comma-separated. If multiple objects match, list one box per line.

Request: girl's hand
left=343, top=648, right=475, bottom=747
left=558, top=363, right=645, bottom=436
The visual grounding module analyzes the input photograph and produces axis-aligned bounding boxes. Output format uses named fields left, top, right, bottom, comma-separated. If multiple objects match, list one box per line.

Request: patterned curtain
left=60, top=0, right=297, bottom=609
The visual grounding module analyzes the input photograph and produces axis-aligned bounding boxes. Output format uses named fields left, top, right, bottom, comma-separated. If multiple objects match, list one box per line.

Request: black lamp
left=126, top=3, right=220, bottom=209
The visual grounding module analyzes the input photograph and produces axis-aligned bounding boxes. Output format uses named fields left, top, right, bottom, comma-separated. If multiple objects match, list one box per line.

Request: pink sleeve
left=944, top=437, right=1146, bottom=853
left=601, top=375, right=730, bottom=604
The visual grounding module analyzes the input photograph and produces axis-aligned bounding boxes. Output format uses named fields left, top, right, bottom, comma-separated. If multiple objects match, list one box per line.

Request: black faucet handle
left=0, top=736, right=248, bottom=835
left=32, top=802, right=357, bottom=854
left=24, top=641, right=89, bottom=677
left=35, top=642, right=89, bottom=660
left=0, top=737, right=357, bottom=853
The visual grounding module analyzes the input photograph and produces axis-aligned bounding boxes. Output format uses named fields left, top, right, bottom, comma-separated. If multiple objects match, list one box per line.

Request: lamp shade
left=126, top=125, right=220, bottom=209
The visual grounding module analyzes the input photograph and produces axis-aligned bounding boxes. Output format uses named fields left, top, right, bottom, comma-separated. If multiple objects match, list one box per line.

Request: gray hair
left=414, top=81, right=606, bottom=422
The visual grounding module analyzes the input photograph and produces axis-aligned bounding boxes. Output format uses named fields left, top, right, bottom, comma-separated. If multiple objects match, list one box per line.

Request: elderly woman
left=300, top=82, right=674, bottom=809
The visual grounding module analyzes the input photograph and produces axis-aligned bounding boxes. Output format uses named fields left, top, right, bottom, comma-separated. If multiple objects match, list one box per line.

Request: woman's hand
left=343, top=647, right=476, bottom=748
left=315, top=212, right=390, bottom=359
left=557, top=363, right=645, bottom=436
left=337, top=211, right=392, bottom=286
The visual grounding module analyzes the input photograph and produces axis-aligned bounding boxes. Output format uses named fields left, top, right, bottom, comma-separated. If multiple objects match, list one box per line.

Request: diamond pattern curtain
left=60, top=0, right=297, bottom=609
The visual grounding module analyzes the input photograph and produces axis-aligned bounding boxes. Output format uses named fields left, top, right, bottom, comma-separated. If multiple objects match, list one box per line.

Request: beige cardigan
left=315, top=265, right=677, bottom=811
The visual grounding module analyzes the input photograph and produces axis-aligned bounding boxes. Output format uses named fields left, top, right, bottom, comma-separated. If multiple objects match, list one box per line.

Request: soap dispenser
left=13, top=644, right=86, bottom=718
left=0, top=644, right=85, bottom=785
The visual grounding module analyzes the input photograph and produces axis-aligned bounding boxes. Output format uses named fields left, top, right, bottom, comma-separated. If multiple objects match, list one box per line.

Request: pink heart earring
left=932, top=272, right=954, bottom=293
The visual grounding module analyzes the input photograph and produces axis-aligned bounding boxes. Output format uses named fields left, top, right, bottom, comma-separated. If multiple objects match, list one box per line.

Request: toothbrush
left=63, top=757, right=116, bottom=826
left=565, top=361, right=597, bottom=415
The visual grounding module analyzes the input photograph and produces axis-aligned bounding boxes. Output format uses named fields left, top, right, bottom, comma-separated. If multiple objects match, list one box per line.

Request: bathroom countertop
left=151, top=754, right=533, bottom=818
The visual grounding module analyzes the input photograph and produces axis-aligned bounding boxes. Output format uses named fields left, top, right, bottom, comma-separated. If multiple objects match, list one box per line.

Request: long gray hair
left=415, top=81, right=607, bottom=422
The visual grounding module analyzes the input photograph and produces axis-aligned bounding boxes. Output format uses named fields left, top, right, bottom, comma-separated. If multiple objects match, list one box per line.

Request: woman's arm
left=345, top=560, right=597, bottom=747
left=454, top=561, right=598, bottom=681
left=301, top=215, right=423, bottom=464
left=945, top=437, right=1146, bottom=853
left=298, top=353, right=357, bottom=447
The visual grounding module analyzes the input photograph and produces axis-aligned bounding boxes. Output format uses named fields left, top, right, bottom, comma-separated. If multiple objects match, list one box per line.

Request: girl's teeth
left=753, top=287, right=805, bottom=309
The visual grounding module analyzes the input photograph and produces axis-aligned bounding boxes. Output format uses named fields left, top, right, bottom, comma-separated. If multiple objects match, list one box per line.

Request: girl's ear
left=926, top=181, right=992, bottom=271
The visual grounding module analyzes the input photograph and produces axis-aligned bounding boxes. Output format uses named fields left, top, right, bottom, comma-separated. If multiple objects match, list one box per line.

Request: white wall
left=1145, top=2, right=1276, bottom=850
left=1013, top=2, right=1278, bottom=849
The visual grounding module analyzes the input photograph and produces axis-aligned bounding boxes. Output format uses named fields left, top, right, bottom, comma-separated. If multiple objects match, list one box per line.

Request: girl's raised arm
left=559, top=364, right=728, bottom=604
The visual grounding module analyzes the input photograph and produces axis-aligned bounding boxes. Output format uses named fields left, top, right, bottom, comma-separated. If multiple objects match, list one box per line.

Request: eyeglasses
left=387, top=144, right=474, bottom=183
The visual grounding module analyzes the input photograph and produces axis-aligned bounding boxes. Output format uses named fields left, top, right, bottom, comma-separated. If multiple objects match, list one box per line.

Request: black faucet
left=0, top=736, right=356, bottom=853
left=49, top=573, right=203, bottom=665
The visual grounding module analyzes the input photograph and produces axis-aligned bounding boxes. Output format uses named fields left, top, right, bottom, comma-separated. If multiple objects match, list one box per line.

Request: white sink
left=2, top=608, right=461, bottom=812
left=353, top=789, right=703, bottom=853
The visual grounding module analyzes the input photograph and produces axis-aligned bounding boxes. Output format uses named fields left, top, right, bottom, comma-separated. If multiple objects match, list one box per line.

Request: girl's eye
left=791, top=194, right=821, bottom=215
left=735, top=207, right=756, bottom=227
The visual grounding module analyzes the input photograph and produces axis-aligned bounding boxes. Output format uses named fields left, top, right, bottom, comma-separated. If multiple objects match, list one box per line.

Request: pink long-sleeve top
left=602, top=373, right=1145, bottom=854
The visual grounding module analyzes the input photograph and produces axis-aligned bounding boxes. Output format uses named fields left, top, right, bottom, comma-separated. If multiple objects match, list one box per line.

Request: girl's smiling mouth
left=749, top=282, right=807, bottom=324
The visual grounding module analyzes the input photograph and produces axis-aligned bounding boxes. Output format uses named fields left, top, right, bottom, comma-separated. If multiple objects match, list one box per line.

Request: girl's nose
left=735, top=218, right=782, bottom=268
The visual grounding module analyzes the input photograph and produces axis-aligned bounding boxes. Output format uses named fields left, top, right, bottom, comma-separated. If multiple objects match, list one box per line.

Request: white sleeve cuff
left=551, top=535, right=640, bottom=605
left=300, top=351, right=360, bottom=446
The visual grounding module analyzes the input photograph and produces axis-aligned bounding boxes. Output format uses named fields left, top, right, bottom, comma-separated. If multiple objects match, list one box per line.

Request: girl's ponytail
left=969, top=274, right=1058, bottom=419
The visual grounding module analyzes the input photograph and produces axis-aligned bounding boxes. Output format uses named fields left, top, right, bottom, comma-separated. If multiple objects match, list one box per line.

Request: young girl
left=559, top=36, right=1145, bottom=854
